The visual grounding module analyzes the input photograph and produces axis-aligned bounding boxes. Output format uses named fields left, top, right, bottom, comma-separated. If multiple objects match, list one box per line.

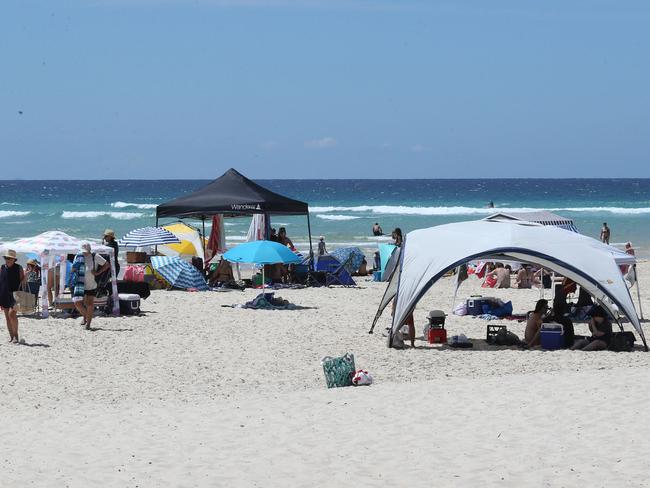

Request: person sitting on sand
left=515, top=266, right=534, bottom=289
left=277, top=227, right=295, bottom=251
left=525, top=299, right=549, bottom=347
left=372, top=223, right=383, bottom=236
left=0, top=250, right=24, bottom=343
left=571, top=306, right=613, bottom=351
left=485, top=262, right=510, bottom=288
left=391, top=228, right=403, bottom=247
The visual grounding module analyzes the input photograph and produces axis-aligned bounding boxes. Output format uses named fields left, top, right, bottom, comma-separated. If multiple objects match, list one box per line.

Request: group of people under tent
left=0, top=229, right=121, bottom=344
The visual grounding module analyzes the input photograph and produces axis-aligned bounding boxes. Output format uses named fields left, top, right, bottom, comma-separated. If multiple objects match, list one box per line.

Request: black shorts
left=84, top=289, right=97, bottom=297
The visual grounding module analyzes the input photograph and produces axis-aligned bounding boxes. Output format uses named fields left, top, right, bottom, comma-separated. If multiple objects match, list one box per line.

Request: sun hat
left=80, top=242, right=92, bottom=254
left=3, top=249, right=17, bottom=260
left=26, top=258, right=38, bottom=266
left=104, top=229, right=115, bottom=237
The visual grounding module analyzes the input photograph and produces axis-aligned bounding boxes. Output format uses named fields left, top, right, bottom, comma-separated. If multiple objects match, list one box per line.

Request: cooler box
left=427, top=327, right=447, bottom=344
left=118, top=293, right=141, bottom=315
left=541, top=323, right=564, bottom=350
left=466, top=297, right=491, bottom=316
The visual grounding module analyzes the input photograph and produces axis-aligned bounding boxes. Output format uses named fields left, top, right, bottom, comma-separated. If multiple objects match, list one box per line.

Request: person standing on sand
left=372, top=223, right=383, bottom=236
left=600, top=222, right=611, bottom=244
left=317, top=236, right=327, bottom=256
left=71, top=243, right=110, bottom=330
left=102, top=229, right=120, bottom=277
left=0, top=250, right=24, bottom=343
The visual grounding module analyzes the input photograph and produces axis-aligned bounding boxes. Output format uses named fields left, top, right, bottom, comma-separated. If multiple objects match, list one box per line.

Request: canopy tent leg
left=634, top=264, right=644, bottom=320
left=306, top=213, right=315, bottom=271
left=201, top=216, right=206, bottom=260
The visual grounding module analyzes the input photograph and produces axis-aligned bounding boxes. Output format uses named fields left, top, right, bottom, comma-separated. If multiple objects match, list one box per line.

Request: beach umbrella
left=223, top=240, right=301, bottom=288
left=330, top=247, right=365, bottom=274
left=150, top=256, right=209, bottom=291
left=159, top=223, right=206, bottom=260
left=118, top=226, right=181, bottom=248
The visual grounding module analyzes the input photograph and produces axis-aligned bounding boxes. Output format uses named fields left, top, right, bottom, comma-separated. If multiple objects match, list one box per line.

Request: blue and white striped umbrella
left=119, top=227, right=181, bottom=247
left=150, top=256, right=209, bottom=291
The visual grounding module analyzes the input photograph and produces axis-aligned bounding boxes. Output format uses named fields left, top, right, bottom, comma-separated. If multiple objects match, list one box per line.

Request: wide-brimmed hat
left=104, top=229, right=115, bottom=237
left=3, top=249, right=17, bottom=260
left=80, top=242, right=92, bottom=254
left=26, top=258, right=38, bottom=266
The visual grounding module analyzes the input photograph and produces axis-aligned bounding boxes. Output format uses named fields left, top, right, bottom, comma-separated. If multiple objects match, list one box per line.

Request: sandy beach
left=1, top=260, right=648, bottom=487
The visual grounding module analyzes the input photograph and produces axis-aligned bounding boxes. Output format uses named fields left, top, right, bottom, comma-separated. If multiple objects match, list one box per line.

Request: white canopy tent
left=373, top=220, right=646, bottom=350
left=1, top=231, right=119, bottom=317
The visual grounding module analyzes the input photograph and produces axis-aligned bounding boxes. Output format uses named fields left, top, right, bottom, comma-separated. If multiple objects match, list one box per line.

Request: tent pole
left=155, top=216, right=159, bottom=255
left=634, top=264, right=644, bottom=320
left=201, top=216, right=206, bottom=262
left=306, top=212, right=314, bottom=271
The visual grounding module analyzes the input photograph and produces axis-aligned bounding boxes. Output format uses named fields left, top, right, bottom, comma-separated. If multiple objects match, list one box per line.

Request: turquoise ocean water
left=1, top=179, right=649, bottom=256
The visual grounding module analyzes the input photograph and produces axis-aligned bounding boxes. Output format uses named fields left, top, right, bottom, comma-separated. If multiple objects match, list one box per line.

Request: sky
left=1, top=0, right=649, bottom=179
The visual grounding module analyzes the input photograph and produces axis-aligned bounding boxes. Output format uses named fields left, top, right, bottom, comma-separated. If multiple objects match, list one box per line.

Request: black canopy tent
left=156, top=168, right=314, bottom=263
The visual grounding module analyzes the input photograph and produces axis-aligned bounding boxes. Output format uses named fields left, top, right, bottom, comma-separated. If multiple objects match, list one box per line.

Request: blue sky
left=1, top=0, right=649, bottom=178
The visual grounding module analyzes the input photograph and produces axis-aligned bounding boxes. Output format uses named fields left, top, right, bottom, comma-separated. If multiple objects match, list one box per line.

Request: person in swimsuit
left=0, top=250, right=24, bottom=343
left=372, top=223, right=383, bottom=236
left=600, top=223, right=611, bottom=245
left=525, top=299, right=549, bottom=347
left=515, top=266, right=534, bottom=289
left=485, top=262, right=510, bottom=288
left=571, top=306, right=612, bottom=351
left=391, top=228, right=403, bottom=247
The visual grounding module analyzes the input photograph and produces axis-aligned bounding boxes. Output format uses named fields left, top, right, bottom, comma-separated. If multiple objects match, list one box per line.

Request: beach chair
left=324, top=256, right=356, bottom=287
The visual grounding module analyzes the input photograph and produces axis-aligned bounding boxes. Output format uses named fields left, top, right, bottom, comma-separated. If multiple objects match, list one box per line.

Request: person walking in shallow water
left=0, top=250, right=24, bottom=343
left=600, top=222, right=611, bottom=245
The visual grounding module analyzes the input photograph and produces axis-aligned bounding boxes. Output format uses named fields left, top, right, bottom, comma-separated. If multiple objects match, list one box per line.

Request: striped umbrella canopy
left=118, top=227, right=181, bottom=248
left=330, top=247, right=365, bottom=274
left=150, top=256, right=208, bottom=291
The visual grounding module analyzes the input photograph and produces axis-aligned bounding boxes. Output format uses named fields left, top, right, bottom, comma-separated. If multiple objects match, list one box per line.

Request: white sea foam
left=310, top=205, right=650, bottom=216
left=0, top=211, right=30, bottom=218
left=111, top=201, right=158, bottom=209
left=226, top=236, right=248, bottom=241
left=316, top=214, right=361, bottom=221
left=1, top=202, right=19, bottom=206
left=62, top=211, right=146, bottom=220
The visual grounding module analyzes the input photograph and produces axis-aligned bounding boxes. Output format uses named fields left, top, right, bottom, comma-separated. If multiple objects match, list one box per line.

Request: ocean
left=1, top=179, right=650, bottom=256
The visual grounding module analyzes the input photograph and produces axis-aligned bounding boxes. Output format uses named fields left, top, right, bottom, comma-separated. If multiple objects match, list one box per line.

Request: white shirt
left=83, top=253, right=106, bottom=290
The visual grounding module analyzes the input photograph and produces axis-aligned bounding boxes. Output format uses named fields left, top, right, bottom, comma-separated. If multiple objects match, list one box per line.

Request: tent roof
left=385, top=220, right=645, bottom=348
left=1, top=231, right=114, bottom=256
left=485, top=211, right=578, bottom=232
left=156, top=168, right=309, bottom=219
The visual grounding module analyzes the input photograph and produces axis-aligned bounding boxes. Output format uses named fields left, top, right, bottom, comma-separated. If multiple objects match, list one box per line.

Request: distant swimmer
left=600, top=222, right=611, bottom=245
left=372, top=222, right=384, bottom=236
left=487, top=201, right=495, bottom=208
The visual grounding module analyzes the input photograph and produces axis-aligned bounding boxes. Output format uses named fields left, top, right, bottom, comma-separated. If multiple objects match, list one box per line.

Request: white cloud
left=304, top=136, right=337, bottom=149
left=260, top=140, right=279, bottom=150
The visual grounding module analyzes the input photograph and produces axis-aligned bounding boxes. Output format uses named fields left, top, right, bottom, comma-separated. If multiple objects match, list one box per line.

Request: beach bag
left=495, top=328, right=521, bottom=346
left=13, top=281, right=36, bottom=313
left=321, top=353, right=355, bottom=388
left=609, top=332, right=636, bottom=352
left=352, top=370, right=373, bottom=386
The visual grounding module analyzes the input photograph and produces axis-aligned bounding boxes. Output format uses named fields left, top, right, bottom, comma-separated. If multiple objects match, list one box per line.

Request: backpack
left=495, top=328, right=521, bottom=346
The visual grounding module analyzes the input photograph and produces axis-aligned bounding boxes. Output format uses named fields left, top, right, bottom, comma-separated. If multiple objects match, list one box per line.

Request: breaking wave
left=111, top=201, right=158, bottom=209
left=0, top=211, right=30, bottom=218
left=62, top=211, right=146, bottom=220
left=316, top=214, right=361, bottom=221
left=310, top=205, right=650, bottom=216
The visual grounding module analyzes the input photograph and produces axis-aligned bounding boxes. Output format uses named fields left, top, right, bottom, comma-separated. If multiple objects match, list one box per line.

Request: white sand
left=2, top=262, right=650, bottom=487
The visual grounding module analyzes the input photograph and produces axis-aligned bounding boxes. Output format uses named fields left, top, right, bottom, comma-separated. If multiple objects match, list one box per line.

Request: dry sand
left=2, top=261, right=650, bottom=487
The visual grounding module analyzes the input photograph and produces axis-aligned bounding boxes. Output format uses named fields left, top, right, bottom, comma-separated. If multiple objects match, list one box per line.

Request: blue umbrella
left=150, top=256, right=208, bottom=291
left=223, top=240, right=302, bottom=265
left=223, top=240, right=301, bottom=288
left=330, top=247, right=365, bottom=274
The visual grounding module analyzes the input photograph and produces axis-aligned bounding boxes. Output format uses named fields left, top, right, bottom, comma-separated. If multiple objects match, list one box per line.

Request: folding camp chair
left=325, top=255, right=356, bottom=287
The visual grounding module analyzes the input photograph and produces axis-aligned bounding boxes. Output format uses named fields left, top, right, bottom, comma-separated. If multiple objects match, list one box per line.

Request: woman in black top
left=0, top=249, right=24, bottom=343
left=102, top=229, right=120, bottom=277
left=571, top=306, right=612, bottom=351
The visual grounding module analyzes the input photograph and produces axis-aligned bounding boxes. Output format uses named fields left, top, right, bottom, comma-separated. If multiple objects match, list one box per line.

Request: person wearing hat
left=317, top=236, right=327, bottom=256
left=71, top=243, right=110, bottom=330
left=24, top=258, right=41, bottom=297
left=102, top=229, right=120, bottom=277
left=571, top=305, right=613, bottom=351
left=0, top=249, right=24, bottom=343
